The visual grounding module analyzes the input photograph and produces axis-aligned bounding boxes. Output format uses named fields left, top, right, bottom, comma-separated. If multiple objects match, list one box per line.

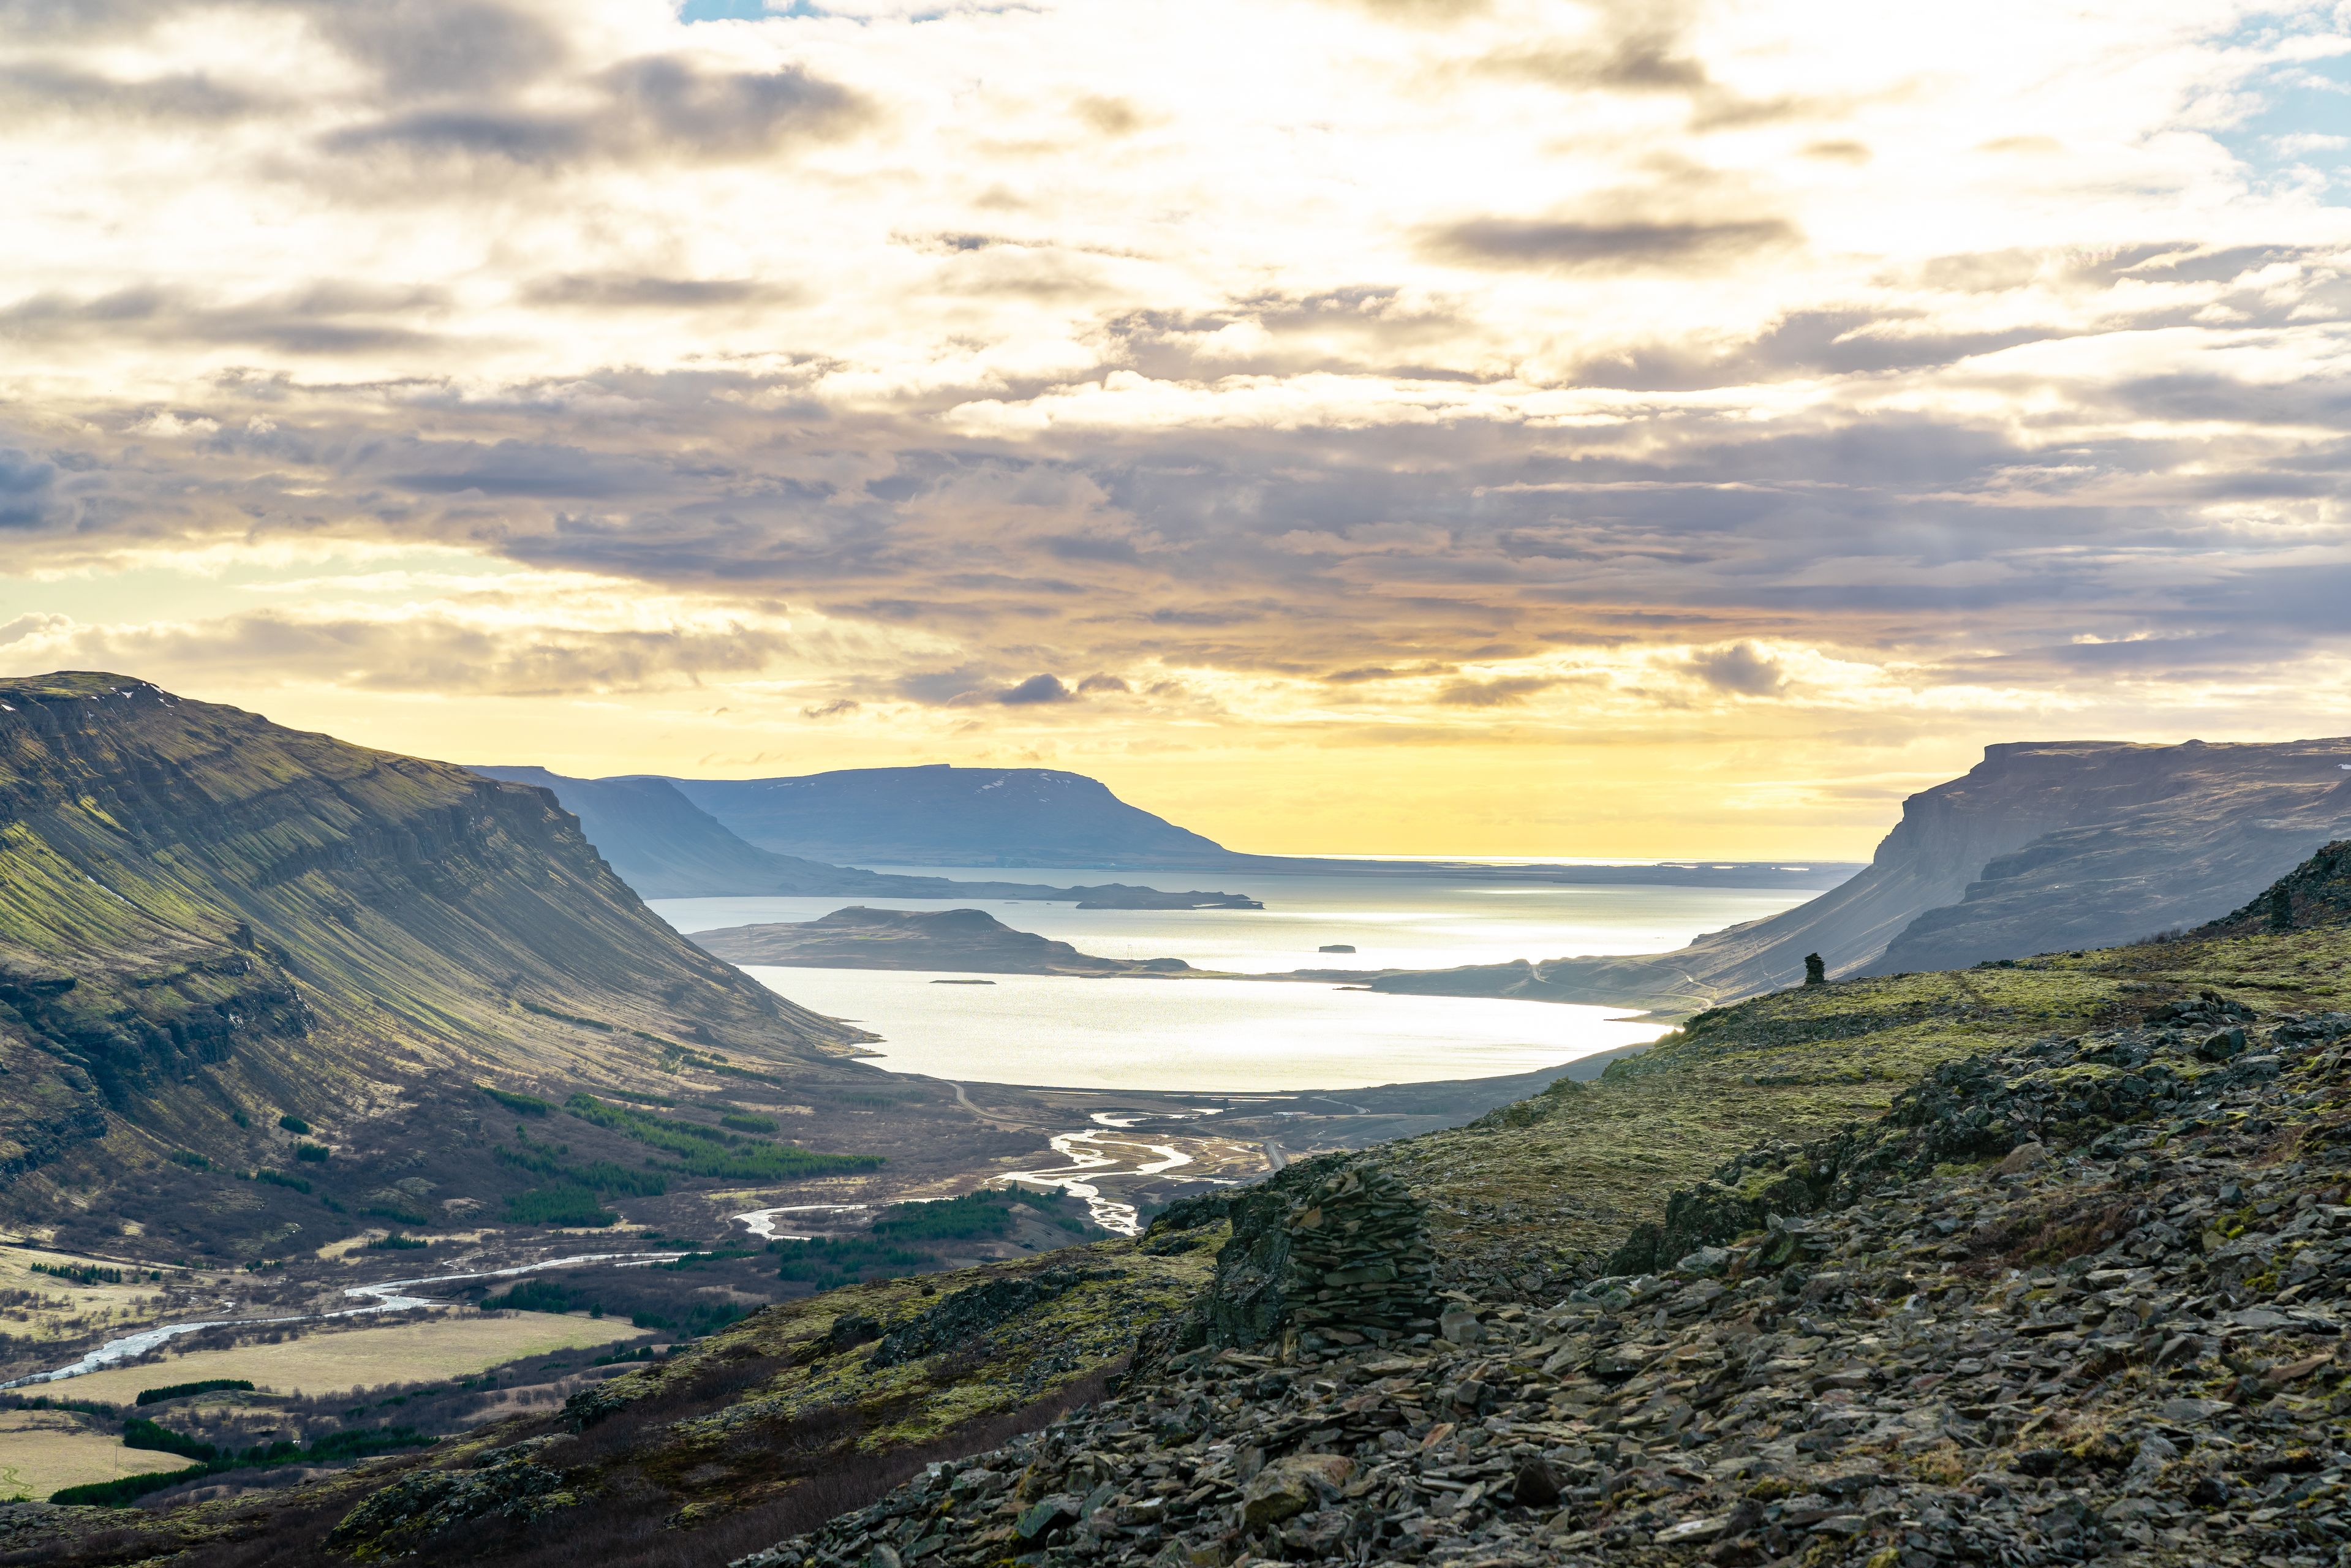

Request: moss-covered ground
left=1382, top=924, right=2351, bottom=1290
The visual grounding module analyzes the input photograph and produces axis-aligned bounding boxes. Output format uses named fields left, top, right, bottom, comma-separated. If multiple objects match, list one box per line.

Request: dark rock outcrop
left=867, top=1265, right=1123, bottom=1368
left=2199, top=840, right=2351, bottom=937
left=326, top=1438, right=572, bottom=1555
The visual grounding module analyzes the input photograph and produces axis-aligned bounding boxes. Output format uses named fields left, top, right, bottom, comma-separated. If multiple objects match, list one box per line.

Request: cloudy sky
left=4, top=0, right=2351, bottom=856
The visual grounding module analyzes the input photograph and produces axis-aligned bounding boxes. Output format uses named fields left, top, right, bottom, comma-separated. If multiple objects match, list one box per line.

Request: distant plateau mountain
left=1372, top=736, right=2351, bottom=1011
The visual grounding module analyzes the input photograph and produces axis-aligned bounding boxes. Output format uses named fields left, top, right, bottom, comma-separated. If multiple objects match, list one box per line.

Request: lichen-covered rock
left=326, top=1439, right=575, bottom=1558
left=866, top=1265, right=1120, bottom=1368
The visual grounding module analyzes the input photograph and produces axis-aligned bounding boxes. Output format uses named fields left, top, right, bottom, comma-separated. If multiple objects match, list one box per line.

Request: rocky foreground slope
left=761, top=997, right=2351, bottom=1568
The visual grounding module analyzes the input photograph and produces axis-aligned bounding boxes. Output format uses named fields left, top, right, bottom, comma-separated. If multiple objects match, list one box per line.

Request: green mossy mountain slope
left=0, top=673, right=867, bottom=1243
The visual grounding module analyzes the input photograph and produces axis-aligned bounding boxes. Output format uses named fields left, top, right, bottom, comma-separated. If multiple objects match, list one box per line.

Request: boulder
left=1240, top=1455, right=1353, bottom=1528
left=1014, top=1493, right=1083, bottom=1544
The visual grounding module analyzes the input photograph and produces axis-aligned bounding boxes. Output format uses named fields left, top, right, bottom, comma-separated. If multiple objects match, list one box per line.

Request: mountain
left=1372, top=735, right=2351, bottom=1010
left=467, top=766, right=932, bottom=899
left=467, top=766, right=1261, bottom=905
left=0, top=673, right=867, bottom=1249
left=670, top=765, right=1238, bottom=869
left=690, top=907, right=1197, bottom=975
left=1865, top=742, right=2351, bottom=971
left=632, top=764, right=1855, bottom=887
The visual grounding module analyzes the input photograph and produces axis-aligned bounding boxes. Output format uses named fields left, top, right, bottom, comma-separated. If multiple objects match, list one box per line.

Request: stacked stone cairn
left=1280, top=1162, right=1437, bottom=1351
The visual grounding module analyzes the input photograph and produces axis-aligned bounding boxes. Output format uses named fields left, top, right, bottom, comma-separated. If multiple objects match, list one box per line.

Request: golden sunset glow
left=6, top=0, right=2351, bottom=853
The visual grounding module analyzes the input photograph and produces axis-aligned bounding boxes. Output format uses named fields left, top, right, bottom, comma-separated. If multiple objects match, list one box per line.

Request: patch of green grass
left=501, top=1185, right=618, bottom=1227
left=478, top=1085, right=551, bottom=1117
left=565, top=1095, right=881, bottom=1183
left=494, top=1134, right=668, bottom=1197
left=769, top=1235, right=939, bottom=1289
left=136, top=1379, right=253, bottom=1406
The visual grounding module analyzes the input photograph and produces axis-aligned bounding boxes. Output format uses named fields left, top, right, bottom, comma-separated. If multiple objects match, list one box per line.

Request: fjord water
left=652, top=865, right=1832, bottom=1091
left=657, top=864, right=1826, bottom=974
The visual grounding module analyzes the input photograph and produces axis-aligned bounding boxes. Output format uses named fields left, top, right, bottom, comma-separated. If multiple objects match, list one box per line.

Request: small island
left=1319, top=943, right=1356, bottom=953
left=689, top=907, right=1200, bottom=976
left=1060, top=884, right=1261, bottom=910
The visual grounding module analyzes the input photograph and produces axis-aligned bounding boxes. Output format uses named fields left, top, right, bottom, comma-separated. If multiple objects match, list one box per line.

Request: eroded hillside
left=0, top=673, right=875, bottom=1255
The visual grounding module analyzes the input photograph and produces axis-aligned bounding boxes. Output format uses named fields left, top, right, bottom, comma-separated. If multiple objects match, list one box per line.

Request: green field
left=56, top=1312, right=654, bottom=1404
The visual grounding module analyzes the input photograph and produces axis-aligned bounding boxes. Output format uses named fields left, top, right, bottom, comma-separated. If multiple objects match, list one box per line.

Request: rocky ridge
left=745, top=997, right=2351, bottom=1568
left=2201, top=841, right=2351, bottom=938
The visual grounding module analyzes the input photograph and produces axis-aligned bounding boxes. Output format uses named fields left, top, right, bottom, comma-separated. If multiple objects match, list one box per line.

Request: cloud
left=1427, top=216, right=1800, bottom=272
left=319, top=55, right=866, bottom=169
left=521, top=275, right=796, bottom=307
left=1685, top=643, right=1787, bottom=696
left=1436, top=674, right=1559, bottom=706
left=996, top=673, right=1074, bottom=704
left=801, top=696, right=859, bottom=718
left=311, top=0, right=565, bottom=96
left=13, top=611, right=794, bottom=698
left=2, top=0, right=2351, bottom=818
left=0, top=449, right=62, bottom=529
left=0, top=284, right=448, bottom=354
left=0, top=63, right=268, bottom=123
left=1480, top=37, right=1707, bottom=94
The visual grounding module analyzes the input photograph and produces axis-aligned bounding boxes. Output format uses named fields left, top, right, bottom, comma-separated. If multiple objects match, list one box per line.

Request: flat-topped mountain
left=469, top=766, right=912, bottom=899
left=690, top=906, right=1197, bottom=976
left=0, top=673, right=869, bottom=1250
left=1373, top=735, right=2351, bottom=1009
left=470, top=766, right=1261, bottom=907
left=670, top=764, right=1236, bottom=870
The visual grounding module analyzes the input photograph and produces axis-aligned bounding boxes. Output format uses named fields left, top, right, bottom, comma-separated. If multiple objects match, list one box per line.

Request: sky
left=4, top=0, right=2351, bottom=859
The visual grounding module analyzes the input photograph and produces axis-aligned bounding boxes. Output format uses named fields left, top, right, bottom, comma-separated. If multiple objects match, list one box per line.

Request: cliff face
left=1373, top=736, right=2351, bottom=1010
left=671, top=765, right=1237, bottom=869
left=0, top=673, right=864, bottom=1229
left=1866, top=739, right=2351, bottom=974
